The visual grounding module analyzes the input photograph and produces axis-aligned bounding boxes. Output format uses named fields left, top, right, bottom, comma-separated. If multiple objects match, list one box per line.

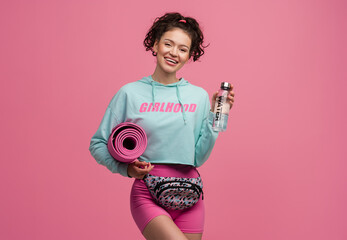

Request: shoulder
left=184, top=81, right=209, bottom=99
left=118, top=81, right=142, bottom=93
left=118, top=76, right=151, bottom=93
left=108, top=78, right=147, bottom=106
left=113, top=78, right=149, bottom=95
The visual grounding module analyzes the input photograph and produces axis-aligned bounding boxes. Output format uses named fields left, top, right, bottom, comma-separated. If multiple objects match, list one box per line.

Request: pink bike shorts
left=130, top=164, right=205, bottom=234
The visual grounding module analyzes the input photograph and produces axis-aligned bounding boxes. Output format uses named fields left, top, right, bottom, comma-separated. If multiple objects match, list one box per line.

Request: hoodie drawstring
left=151, top=81, right=156, bottom=108
left=176, top=85, right=187, bottom=125
left=150, top=78, right=187, bottom=125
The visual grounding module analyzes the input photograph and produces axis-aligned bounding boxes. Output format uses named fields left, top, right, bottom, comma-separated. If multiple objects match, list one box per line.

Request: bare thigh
left=143, top=215, right=188, bottom=240
left=184, top=233, right=203, bottom=240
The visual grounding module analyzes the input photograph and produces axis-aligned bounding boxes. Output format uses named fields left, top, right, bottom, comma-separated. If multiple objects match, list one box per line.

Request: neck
left=152, top=66, right=179, bottom=85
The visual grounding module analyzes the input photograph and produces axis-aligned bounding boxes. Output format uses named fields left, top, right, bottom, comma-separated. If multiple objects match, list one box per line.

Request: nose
left=169, top=47, right=178, bottom=57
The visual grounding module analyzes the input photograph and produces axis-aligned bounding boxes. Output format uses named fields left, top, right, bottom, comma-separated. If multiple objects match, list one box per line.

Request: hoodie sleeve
left=89, top=90, right=130, bottom=177
left=194, top=94, right=219, bottom=167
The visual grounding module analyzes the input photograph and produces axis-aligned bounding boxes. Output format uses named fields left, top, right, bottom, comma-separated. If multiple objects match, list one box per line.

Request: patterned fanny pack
left=143, top=173, right=203, bottom=210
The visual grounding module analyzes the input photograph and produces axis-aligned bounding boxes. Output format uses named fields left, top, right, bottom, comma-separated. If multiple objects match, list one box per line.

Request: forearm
left=194, top=111, right=219, bottom=167
left=89, top=139, right=129, bottom=177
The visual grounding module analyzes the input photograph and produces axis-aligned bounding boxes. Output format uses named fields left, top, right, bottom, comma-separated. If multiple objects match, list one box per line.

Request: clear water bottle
left=212, top=82, right=231, bottom=132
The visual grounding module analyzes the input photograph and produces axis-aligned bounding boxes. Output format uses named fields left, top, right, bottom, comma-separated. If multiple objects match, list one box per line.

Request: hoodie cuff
left=118, top=163, right=131, bottom=178
left=208, top=111, right=215, bottom=124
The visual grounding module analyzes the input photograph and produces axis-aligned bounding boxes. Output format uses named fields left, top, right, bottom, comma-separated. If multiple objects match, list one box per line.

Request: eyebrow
left=164, top=39, right=190, bottom=49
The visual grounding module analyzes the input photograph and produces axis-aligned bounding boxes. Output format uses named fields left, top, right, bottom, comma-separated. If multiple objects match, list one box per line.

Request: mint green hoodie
left=89, top=76, right=219, bottom=177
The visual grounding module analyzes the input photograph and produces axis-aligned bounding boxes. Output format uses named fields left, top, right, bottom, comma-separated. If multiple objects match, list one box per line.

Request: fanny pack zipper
left=156, top=184, right=204, bottom=200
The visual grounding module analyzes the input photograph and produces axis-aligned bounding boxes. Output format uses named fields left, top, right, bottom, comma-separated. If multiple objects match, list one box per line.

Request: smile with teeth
left=165, top=57, right=178, bottom=64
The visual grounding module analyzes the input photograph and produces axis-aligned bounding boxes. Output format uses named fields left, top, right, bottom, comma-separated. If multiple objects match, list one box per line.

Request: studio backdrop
left=0, top=0, right=346, bottom=239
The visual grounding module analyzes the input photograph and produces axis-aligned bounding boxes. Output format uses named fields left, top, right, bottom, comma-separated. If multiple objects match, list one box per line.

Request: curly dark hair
left=143, top=12, right=208, bottom=62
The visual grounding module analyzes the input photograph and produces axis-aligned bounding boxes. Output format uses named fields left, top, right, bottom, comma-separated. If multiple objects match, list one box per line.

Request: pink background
left=1, top=0, right=346, bottom=239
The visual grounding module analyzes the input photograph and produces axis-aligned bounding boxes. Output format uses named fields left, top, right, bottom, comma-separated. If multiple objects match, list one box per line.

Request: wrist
left=126, top=165, right=132, bottom=178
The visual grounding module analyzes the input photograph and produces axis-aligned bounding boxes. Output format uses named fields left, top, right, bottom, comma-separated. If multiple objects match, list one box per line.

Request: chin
left=160, top=65, right=181, bottom=75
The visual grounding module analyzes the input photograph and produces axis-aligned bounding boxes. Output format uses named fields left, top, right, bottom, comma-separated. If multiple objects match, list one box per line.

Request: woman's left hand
left=211, top=85, right=235, bottom=111
left=127, top=160, right=154, bottom=179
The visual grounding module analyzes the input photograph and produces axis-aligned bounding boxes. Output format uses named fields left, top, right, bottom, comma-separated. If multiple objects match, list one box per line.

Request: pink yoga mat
left=107, top=122, right=147, bottom=163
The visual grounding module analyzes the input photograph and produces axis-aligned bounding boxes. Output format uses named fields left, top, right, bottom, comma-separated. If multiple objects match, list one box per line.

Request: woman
left=89, top=12, right=234, bottom=240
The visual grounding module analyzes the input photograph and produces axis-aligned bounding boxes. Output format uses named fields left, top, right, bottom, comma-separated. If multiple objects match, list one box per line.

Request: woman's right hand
left=127, top=160, right=154, bottom=179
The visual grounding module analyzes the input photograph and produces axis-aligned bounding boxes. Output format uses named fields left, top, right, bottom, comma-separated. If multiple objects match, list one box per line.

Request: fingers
left=211, top=91, right=218, bottom=100
left=136, top=166, right=154, bottom=180
left=228, top=86, right=235, bottom=109
left=228, top=92, right=235, bottom=102
left=229, top=84, right=234, bottom=97
left=134, top=160, right=150, bottom=167
left=129, top=161, right=154, bottom=179
left=137, top=162, right=153, bottom=172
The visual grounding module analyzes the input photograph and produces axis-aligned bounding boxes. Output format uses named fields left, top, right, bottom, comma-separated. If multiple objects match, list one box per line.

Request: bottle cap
left=220, top=82, right=231, bottom=90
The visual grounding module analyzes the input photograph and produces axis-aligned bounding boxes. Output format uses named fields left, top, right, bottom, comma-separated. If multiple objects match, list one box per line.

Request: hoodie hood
left=139, top=76, right=190, bottom=124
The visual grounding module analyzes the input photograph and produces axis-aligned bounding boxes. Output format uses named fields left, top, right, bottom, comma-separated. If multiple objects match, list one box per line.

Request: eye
left=180, top=49, right=187, bottom=53
left=165, top=43, right=171, bottom=47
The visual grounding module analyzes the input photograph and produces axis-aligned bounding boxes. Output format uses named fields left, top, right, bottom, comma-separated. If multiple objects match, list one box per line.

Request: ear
left=153, top=40, right=159, bottom=53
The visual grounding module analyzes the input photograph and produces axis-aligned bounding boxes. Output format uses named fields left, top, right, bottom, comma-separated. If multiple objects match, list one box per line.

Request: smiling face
left=153, top=28, right=192, bottom=76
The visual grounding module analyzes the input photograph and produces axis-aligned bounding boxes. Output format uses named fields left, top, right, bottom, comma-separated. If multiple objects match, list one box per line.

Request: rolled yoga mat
left=107, top=122, right=148, bottom=163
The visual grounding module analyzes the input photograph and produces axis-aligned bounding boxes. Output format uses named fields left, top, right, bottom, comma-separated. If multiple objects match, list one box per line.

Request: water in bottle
left=212, top=82, right=231, bottom=132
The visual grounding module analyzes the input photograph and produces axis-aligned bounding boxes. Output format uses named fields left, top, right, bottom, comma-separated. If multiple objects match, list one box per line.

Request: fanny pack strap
left=143, top=167, right=201, bottom=179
